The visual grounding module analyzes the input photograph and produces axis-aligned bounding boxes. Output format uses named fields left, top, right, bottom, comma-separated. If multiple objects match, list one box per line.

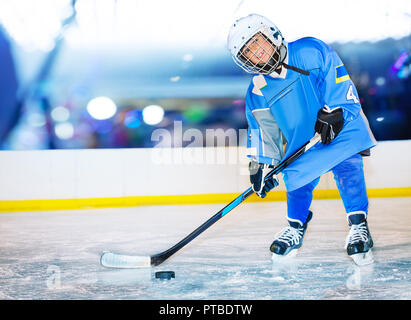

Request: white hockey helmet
left=227, top=14, right=286, bottom=75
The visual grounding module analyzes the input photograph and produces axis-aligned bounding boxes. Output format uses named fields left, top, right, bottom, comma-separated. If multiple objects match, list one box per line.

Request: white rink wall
left=0, top=140, right=410, bottom=201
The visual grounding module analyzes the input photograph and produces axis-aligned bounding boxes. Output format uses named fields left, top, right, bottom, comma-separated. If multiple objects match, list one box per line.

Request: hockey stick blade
left=100, top=252, right=151, bottom=268
left=100, top=133, right=321, bottom=268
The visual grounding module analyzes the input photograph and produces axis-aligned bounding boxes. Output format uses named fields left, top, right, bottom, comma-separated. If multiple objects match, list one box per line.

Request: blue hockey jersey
left=245, top=37, right=376, bottom=192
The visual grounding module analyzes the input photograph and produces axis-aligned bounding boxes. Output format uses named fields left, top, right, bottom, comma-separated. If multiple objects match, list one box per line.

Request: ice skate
left=345, top=212, right=374, bottom=266
left=270, top=211, right=313, bottom=261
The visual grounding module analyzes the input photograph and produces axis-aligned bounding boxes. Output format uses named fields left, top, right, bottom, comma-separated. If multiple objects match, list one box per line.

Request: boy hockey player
left=227, top=14, right=376, bottom=265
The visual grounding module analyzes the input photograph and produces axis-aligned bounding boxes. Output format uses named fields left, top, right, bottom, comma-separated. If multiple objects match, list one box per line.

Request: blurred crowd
left=0, top=27, right=410, bottom=150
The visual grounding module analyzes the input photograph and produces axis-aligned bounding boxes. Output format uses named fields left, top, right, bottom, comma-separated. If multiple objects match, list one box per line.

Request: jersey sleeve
left=318, top=40, right=362, bottom=120
left=245, top=105, right=263, bottom=161
left=245, top=84, right=283, bottom=166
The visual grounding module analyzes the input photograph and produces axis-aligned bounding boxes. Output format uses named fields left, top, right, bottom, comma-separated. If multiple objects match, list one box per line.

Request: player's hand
left=315, top=105, right=344, bottom=145
left=249, top=161, right=279, bottom=198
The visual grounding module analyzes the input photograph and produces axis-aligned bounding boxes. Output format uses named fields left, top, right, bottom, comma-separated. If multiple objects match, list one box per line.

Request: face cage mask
left=235, top=31, right=284, bottom=75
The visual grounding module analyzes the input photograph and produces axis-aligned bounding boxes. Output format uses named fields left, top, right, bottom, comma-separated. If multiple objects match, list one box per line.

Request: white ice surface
left=0, top=198, right=410, bottom=300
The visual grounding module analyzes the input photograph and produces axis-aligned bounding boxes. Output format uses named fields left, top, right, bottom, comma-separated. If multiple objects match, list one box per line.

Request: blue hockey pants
left=286, top=153, right=369, bottom=226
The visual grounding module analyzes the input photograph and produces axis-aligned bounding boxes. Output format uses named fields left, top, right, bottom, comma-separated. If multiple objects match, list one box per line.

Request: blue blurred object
left=0, top=26, right=19, bottom=146
left=124, top=109, right=142, bottom=129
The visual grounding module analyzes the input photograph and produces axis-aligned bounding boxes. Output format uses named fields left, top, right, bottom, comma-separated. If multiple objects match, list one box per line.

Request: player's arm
left=245, top=91, right=280, bottom=198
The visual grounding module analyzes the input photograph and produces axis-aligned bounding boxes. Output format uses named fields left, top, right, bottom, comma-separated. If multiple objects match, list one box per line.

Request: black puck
left=155, top=271, right=175, bottom=280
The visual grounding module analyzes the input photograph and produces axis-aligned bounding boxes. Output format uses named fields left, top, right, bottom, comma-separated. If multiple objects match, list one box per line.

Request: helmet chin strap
left=277, top=45, right=310, bottom=76
left=282, top=62, right=310, bottom=76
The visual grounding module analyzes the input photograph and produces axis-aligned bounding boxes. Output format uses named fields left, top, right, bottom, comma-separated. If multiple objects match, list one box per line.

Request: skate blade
left=349, top=250, right=374, bottom=266
left=271, top=249, right=298, bottom=263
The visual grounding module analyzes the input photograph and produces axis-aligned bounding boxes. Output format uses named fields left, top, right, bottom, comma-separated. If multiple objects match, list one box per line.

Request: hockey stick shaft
left=150, top=133, right=321, bottom=266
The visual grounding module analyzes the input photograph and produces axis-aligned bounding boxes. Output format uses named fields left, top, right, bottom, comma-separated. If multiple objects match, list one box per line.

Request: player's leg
left=332, top=153, right=374, bottom=265
left=270, top=177, right=320, bottom=258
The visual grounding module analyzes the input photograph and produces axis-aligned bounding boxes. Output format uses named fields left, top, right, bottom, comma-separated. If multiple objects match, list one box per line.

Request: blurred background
left=0, top=0, right=410, bottom=150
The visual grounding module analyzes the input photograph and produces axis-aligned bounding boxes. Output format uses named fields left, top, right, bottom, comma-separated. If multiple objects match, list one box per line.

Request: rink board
left=0, top=140, right=410, bottom=212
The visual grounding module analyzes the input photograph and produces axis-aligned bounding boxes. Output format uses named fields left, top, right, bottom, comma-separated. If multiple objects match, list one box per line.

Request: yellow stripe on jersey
left=335, top=64, right=351, bottom=83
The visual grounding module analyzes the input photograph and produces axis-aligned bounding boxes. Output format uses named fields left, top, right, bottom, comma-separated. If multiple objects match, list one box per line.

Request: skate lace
left=274, top=226, right=303, bottom=246
left=346, top=222, right=368, bottom=246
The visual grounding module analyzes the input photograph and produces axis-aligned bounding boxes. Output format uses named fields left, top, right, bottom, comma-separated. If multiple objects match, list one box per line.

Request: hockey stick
left=100, top=133, right=321, bottom=268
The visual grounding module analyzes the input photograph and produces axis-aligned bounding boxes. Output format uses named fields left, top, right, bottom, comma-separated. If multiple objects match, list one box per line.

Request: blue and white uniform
left=245, top=37, right=377, bottom=225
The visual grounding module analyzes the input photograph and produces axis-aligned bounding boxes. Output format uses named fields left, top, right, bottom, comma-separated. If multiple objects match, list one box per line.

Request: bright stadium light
left=0, top=0, right=73, bottom=51
left=0, top=0, right=410, bottom=52
left=67, top=0, right=411, bottom=49
left=86, top=96, right=117, bottom=120
left=1, top=0, right=409, bottom=53
left=142, top=105, right=164, bottom=125
left=51, top=106, right=70, bottom=122
left=54, top=122, right=74, bottom=140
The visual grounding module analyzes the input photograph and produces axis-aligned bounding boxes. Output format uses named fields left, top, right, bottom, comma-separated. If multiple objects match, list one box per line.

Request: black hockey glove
left=249, top=161, right=279, bottom=198
left=315, top=105, right=344, bottom=145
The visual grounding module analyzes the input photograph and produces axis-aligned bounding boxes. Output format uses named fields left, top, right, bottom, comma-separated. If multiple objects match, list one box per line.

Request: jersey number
left=346, top=85, right=359, bottom=104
